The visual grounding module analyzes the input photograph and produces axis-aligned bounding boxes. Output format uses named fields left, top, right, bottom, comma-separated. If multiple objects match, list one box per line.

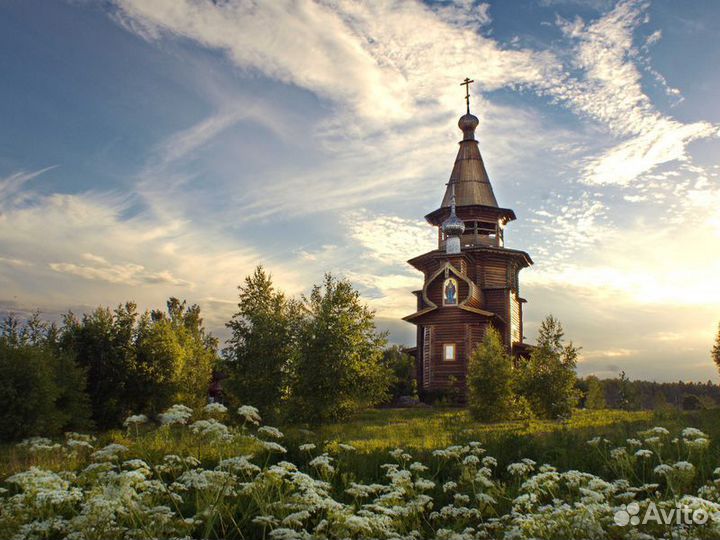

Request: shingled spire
left=439, top=80, right=498, bottom=209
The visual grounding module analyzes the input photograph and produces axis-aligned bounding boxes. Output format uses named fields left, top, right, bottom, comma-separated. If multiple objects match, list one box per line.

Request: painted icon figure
left=444, top=278, right=457, bottom=305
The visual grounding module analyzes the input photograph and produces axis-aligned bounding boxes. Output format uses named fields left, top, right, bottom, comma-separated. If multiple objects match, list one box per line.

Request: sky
left=1, top=0, right=719, bottom=382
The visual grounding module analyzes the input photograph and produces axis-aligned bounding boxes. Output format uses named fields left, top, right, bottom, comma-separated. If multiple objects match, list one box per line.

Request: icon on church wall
left=443, top=277, right=458, bottom=305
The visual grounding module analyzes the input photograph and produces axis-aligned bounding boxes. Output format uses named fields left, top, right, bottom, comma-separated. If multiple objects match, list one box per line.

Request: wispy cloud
left=0, top=166, right=57, bottom=206
left=552, top=0, right=717, bottom=186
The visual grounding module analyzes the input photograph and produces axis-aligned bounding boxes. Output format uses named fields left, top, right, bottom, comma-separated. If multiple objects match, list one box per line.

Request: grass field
left=3, top=406, right=720, bottom=539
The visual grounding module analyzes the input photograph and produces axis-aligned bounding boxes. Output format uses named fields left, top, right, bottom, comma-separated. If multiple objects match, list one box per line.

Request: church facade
left=404, top=91, right=533, bottom=398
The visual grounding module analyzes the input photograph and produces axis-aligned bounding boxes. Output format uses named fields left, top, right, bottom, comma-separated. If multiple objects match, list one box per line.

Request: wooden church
left=404, top=80, right=533, bottom=398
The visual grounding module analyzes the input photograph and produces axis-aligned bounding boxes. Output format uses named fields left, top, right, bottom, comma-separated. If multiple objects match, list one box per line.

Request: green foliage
left=0, top=339, right=91, bottom=442
left=584, top=376, right=606, bottom=409
left=223, top=266, right=300, bottom=419
left=139, top=299, right=218, bottom=411
left=58, top=304, right=138, bottom=429
left=380, top=345, right=417, bottom=402
left=517, top=315, right=579, bottom=419
left=287, top=274, right=390, bottom=423
left=7, top=406, right=718, bottom=539
left=682, top=394, right=702, bottom=411
left=467, top=327, right=516, bottom=422
left=60, top=299, right=218, bottom=429
left=0, top=342, right=61, bottom=441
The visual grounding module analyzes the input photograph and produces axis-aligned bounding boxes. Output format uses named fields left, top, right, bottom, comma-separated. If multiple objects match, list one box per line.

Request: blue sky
left=1, top=0, right=719, bottom=382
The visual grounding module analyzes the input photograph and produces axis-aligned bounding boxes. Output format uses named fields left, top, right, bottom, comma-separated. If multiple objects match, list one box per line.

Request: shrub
left=467, top=327, right=516, bottom=422
left=60, top=299, right=218, bottom=429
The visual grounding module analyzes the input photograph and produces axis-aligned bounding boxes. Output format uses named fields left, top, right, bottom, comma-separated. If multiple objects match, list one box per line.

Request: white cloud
left=552, top=0, right=717, bottom=186
left=112, top=0, right=559, bottom=130
left=0, top=166, right=57, bottom=206
left=49, top=260, right=192, bottom=287
left=346, top=211, right=435, bottom=265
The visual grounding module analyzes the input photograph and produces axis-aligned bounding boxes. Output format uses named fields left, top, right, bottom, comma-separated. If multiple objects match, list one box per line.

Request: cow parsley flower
left=258, top=426, right=284, bottom=439
left=259, top=440, right=287, bottom=453
left=123, top=414, right=148, bottom=427
left=237, top=405, right=262, bottom=425
left=159, top=404, right=193, bottom=425
left=681, top=427, right=708, bottom=440
left=91, top=443, right=128, bottom=462
left=189, top=419, right=232, bottom=441
left=218, top=455, right=260, bottom=475
left=203, top=402, right=228, bottom=416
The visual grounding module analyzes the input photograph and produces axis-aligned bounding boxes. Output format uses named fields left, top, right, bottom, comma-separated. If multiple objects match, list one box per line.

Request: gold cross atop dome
left=460, top=77, right=474, bottom=114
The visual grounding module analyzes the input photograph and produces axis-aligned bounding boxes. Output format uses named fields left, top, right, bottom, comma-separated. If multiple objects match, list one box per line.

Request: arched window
left=443, top=277, right=458, bottom=306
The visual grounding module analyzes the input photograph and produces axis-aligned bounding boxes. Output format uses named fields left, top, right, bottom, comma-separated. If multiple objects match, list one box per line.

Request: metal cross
left=460, top=77, right=474, bottom=114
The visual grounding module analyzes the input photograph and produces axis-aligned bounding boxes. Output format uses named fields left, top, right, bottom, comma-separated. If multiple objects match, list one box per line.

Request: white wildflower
left=91, top=443, right=128, bottom=462
left=159, top=404, right=193, bottom=425
left=257, top=425, right=284, bottom=439
left=123, top=414, right=148, bottom=427
left=203, top=402, right=228, bottom=416
left=259, top=440, right=287, bottom=453
left=237, top=405, right=261, bottom=425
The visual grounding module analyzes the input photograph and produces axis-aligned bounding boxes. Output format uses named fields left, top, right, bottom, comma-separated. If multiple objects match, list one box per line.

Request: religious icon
left=443, top=278, right=457, bottom=305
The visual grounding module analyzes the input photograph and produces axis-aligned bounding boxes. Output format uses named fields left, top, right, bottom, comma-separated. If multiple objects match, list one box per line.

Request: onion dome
left=458, top=113, right=479, bottom=141
left=442, top=191, right=465, bottom=237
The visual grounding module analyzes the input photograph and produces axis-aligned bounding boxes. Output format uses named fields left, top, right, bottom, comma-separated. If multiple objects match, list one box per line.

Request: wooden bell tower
left=404, top=80, right=533, bottom=397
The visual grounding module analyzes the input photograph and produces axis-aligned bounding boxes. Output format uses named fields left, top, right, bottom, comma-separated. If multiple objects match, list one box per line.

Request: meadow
left=2, top=404, right=720, bottom=539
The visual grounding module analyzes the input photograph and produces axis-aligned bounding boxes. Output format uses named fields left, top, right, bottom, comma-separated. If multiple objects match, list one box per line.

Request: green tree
left=223, top=267, right=300, bottom=418
left=380, top=345, right=417, bottom=402
left=60, top=299, right=218, bottom=428
left=712, top=322, right=720, bottom=373
left=467, top=327, right=515, bottom=422
left=152, top=298, right=217, bottom=409
left=288, top=274, right=389, bottom=424
left=0, top=321, right=92, bottom=441
left=518, top=315, right=579, bottom=419
left=616, top=370, right=640, bottom=410
left=0, top=342, right=60, bottom=441
left=59, top=304, right=138, bottom=429
left=584, top=375, right=606, bottom=409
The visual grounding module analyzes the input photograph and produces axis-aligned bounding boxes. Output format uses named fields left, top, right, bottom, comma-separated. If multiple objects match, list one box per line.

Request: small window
left=443, top=343, right=456, bottom=361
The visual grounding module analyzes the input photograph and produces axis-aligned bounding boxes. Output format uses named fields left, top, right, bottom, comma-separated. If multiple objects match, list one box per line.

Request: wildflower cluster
left=2, top=410, right=719, bottom=539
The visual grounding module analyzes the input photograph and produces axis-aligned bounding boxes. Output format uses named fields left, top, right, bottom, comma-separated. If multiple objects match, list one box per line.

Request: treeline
left=0, top=299, right=216, bottom=441
left=578, top=373, right=720, bottom=411
left=0, top=267, right=413, bottom=441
